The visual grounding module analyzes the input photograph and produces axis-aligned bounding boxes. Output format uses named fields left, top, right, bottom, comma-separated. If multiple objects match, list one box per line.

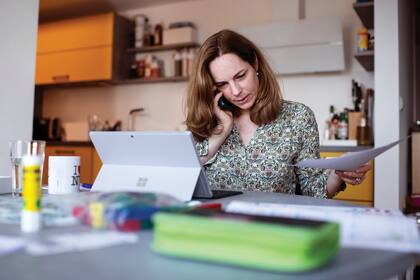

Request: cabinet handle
left=52, top=75, right=70, bottom=82
left=55, top=149, right=75, bottom=155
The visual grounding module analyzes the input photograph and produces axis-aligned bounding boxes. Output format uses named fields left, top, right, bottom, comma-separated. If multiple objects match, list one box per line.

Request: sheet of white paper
left=225, top=201, right=420, bottom=253
left=0, top=235, right=25, bottom=256
left=25, top=231, right=139, bottom=256
left=295, top=137, right=406, bottom=171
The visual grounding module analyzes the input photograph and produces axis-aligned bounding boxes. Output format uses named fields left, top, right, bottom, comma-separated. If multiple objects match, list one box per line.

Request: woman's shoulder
left=278, top=100, right=315, bottom=120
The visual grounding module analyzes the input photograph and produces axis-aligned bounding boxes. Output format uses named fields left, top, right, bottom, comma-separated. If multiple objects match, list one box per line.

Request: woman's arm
left=199, top=124, right=232, bottom=164
left=294, top=105, right=329, bottom=198
left=198, top=91, right=234, bottom=164
left=326, top=171, right=344, bottom=198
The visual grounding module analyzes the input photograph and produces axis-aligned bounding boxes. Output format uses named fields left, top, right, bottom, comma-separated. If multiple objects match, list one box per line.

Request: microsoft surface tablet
left=90, top=131, right=241, bottom=201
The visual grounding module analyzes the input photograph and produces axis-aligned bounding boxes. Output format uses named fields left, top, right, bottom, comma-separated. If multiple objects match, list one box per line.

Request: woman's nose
left=229, top=81, right=241, bottom=96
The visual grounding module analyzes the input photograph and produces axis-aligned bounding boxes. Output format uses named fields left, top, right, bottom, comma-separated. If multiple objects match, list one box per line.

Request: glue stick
left=21, top=155, right=42, bottom=232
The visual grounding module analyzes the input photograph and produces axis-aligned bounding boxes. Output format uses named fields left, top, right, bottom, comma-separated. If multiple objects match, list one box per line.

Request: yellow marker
left=90, top=202, right=105, bottom=229
left=21, top=155, right=42, bottom=233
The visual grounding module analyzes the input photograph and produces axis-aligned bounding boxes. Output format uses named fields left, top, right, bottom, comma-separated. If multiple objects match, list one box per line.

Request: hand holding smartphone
left=214, top=89, right=235, bottom=111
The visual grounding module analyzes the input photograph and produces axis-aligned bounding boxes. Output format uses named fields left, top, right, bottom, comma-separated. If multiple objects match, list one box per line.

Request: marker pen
left=21, top=155, right=42, bottom=233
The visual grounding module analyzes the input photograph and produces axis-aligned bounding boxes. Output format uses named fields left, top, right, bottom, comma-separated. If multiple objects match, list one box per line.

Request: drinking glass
left=9, top=140, right=46, bottom=197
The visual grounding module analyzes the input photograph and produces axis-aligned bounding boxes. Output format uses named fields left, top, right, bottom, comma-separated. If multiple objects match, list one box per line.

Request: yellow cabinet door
left=35, top=13, right=115, bottom=85
left=92, top=148, right=103, bottom=183
left=43, top=146, right=93, bottom=186
left=320, top=151, right=374, bottom=205
left=36, top=46, right=112, bottom=84
left=37, top=13, right=114, bottom=54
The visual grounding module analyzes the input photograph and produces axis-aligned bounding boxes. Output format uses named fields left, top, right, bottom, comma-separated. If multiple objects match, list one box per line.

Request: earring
left=256, top=71, right=259, bottom=77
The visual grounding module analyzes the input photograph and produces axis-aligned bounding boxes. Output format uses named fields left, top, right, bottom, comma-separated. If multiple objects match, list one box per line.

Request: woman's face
left=209, top=53, right=259, bottom=111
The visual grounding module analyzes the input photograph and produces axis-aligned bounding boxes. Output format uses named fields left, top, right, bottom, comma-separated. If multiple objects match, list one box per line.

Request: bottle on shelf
left=357, top=112, right=372, bottom=145
left=181, top=49, right=188, bottom=77
left=143, top=17, right=153, bottom=47
left=337, top=111, right=349, bottom=140
left=173, top=51, right=182, bottom=77
left=136, top=59, right=145, bottom=78
left=351, top=79, right=362, bottom=111
left=154, top=22, right=163, bottom=46
left=129, top=62, right=138, bottom=79
left=328, top=105, right=340, bottom=139
left=324, top=120, right=331, bottom=141
left=187, top=48, right=196, bottom=77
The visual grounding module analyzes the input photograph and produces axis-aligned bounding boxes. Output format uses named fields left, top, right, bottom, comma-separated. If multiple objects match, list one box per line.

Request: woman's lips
left=234, top=95, right=249, bottom=105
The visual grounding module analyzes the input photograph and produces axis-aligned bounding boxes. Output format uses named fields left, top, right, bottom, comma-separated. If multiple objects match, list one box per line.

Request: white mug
left=48, top=156, right=80, bottom=194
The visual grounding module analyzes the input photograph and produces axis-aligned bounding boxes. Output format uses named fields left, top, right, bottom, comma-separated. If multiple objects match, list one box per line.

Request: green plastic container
left=152, top=210, right=339, bottom=272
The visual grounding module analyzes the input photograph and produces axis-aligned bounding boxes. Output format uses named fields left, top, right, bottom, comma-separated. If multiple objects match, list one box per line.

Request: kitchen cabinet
left=35, top=13, right=133, bottom=85
left=320, top=151, right=374, bottom=207
left=353, top=1, right=374, bottom=72
left=43, top=144, right=101, bottom=185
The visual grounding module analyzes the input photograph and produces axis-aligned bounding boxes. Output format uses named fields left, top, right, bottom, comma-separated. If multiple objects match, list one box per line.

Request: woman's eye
left=217, top=83, right=228, bottom=90
left=236, top=72, right=246, bottom=79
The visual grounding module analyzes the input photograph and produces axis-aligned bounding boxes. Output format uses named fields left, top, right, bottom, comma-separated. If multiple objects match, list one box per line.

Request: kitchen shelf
left=353, top=2, right=374, bottom=30
left=120, top=76, right=189, bottom=84
left=127, top=42, right=200, bottom=53
left=355, top=50, right=374, bottom=71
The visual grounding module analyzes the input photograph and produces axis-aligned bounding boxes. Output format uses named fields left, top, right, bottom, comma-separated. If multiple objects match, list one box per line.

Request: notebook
left=90, top=131, right=241, bottom=201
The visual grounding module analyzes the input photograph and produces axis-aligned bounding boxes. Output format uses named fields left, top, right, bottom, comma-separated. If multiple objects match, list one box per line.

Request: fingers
left=357, top=163, right=371, bottom=173
left=212, top=91, right=223, bottom=109
left=212, top=91, right=233, bottom=131
left=334, top=163, right=371, bottom=186
left=336, top=171, right=365, bottom=185
left=336, top=163, right=371, bottom=176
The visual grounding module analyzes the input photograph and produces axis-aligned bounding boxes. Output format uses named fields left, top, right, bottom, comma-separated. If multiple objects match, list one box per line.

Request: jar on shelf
left=136, top=59, right=145, bottom=78
left=144, top=54, right=153, bottom=78
left=150, top=58, right=159, bottom=78
left=357, top=28, right=369, bottom=52
left=134, top=14, right=147, bottom=48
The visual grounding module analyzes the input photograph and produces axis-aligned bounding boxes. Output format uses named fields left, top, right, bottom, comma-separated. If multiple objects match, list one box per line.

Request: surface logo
left=136, top=177, right=148, bottom=187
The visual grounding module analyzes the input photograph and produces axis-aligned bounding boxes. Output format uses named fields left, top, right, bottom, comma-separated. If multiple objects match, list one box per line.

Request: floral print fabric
left=195, top=101, right=328, bottom=198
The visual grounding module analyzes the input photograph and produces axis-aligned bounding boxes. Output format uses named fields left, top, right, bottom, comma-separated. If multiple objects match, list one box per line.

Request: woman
left=185, top=29, right=370, bottom=198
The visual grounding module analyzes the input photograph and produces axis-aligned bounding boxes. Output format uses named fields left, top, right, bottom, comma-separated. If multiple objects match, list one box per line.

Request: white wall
left=42, top=0, right=373, bottom=139
left=0, top=1, right=39, bottom=175
left=374, top=0, right=414, bottom=210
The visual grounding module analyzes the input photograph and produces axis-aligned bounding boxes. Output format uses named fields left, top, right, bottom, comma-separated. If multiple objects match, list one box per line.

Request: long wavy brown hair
left=185, top=29, right=283, bottom=142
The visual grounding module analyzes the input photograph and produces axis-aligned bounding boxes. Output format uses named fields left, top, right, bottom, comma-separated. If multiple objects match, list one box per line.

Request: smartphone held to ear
left=218, top=96, right=235, bottom=111
left=214, top=88, right=236, bottom=111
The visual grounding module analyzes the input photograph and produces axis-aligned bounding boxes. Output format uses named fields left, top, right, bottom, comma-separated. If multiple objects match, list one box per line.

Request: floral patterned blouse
left=195, top=100, right=328, bottom=198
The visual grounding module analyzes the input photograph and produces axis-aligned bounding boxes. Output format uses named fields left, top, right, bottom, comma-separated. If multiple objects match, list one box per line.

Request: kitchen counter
left=46, top=141, right=374, bottom=153
left=320, top=145, right=373, bottom=152
left=46, top=141, right=93, bottom=147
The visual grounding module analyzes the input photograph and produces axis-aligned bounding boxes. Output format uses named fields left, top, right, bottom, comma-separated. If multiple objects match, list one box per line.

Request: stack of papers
left=152, top=209, right=340, bottom=272
left=0, top=232, right=138, bottom=256
left=26, top=231, right=138, bottom=256
left=226, top=201, right=420, bottom=253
